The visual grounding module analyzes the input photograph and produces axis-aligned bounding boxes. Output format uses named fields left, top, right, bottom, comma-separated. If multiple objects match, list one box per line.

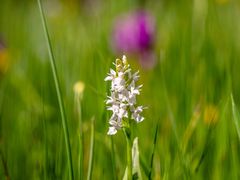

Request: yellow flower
left=204, top=105, right=219, bottom=125
left=73, top=81, right=85, bottom=99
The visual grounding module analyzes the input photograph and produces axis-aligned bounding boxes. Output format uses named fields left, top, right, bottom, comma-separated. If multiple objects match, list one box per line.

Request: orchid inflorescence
left=105, top=55, right=145, bottom=135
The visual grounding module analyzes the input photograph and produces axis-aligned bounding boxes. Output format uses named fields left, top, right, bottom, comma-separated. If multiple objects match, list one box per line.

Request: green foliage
left=0, top=0, right=240, bottom=179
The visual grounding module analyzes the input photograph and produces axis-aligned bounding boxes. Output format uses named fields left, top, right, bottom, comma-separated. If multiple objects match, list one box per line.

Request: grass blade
left=75, top=89, right=84, bottom=180
left=0, top=150, right=10, bottom=180
left=161, top=66, right=190, bottom=178
left=37, top=0, right=74, bottom=179
left=231, top=94, right=240, bottom=141
left=160, top=66, right=179, bottom=146
left=148, top=121, right=159, bottom=179
left=195, top=125, right=213, bottom=172
left=181, top=104, right=201, bottom=154
left=139, top=156, right=149, bottom=177
left=87, top=117, right=95, bottom=180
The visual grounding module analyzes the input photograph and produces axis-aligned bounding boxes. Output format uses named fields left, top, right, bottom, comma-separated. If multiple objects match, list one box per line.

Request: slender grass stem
left=87, top=117, right=95, bottom=180
left=37, top=0, right=74, bottom=179
left=124, top=128, right=132, bottom=180
left=76, top=96, right=83, bottom=180
left=148, top=121, right=159, bottom=179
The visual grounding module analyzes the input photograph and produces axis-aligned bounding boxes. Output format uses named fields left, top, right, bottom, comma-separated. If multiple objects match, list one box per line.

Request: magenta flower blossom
left=112, top=10, right=156, bottom=69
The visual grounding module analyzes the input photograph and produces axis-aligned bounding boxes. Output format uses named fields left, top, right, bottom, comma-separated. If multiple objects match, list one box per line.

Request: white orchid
left=105, top=55, right=145, bottom=135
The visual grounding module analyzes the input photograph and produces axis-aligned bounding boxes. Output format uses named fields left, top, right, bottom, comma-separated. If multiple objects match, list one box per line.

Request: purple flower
left=112, top=10, right=156, bottom=69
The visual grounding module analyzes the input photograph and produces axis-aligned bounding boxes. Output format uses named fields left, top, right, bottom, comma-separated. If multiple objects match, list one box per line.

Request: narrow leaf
left=123, top=137, right=142, bottom=180
left=148, top=121, right=159, bottom=179
left=37, top=0, right=74, bottom=179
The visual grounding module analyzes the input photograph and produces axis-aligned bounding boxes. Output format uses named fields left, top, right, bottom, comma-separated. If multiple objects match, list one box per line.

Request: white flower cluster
left=105, top=55, right=144, bottom=135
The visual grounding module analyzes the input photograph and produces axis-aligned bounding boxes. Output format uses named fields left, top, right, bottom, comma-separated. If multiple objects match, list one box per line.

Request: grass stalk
left=37, top=0, right=74, bottom=179
left=87, top=117, right=95, bottom=180
left=76, top=95, right=83, bottom=180
left=148, top=121, right=159, bottom=179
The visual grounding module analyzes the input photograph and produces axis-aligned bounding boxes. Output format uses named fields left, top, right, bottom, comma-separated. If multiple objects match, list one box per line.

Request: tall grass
left=37, top=0, right=74, bottom=179
left=0, top=0, right=240, bottom=179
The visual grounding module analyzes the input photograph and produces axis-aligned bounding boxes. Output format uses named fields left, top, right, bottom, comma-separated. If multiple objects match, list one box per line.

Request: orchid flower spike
left=105, top=55, right=145, bottom=135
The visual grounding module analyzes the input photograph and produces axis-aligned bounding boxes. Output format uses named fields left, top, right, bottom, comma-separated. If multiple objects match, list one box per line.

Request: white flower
left=112, top=77, right=125, bottom=92
left=105, top=55, right=145, bottom=135
left=130, top=71, right=140, bottom=81
left=131, top=106, right=145, bottom=123
left=104, top=69, right=116, bottom=81
left=107, top=127, right=117, bottom=135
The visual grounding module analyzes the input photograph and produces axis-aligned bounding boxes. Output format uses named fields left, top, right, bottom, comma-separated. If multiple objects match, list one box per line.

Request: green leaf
left=123, top=137, right=142, bottom=180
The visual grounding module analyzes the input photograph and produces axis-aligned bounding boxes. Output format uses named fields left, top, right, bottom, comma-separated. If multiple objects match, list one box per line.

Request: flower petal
left=107, top=127, right=117, bottom=135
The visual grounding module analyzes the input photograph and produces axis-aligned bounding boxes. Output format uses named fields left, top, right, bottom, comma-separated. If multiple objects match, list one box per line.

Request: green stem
left=37, top=0, right=74, bottom=179
left=87, top=117, right=95, bottom=180
left=77, top=97, right=83, bottom=180
left=124, top=128, right=132, bottom=180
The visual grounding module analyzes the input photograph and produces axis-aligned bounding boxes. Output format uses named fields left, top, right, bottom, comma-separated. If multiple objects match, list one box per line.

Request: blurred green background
left=1, top=0, right=240, bottom=179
